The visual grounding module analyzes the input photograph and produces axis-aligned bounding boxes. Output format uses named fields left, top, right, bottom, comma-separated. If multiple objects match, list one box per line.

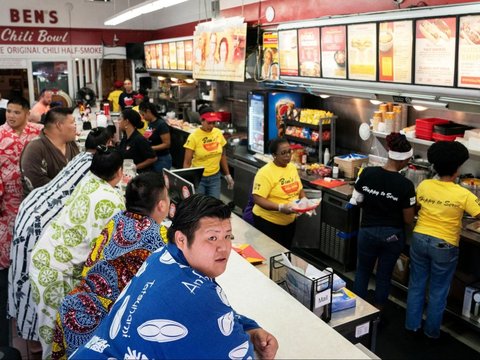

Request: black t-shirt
left=118, top=91, right=137, bottom=110
left=118, top=130, right=156, bottom=171
left=148, top=118, right=170, bottom=157
left=354, top=166, right=416, bottom=228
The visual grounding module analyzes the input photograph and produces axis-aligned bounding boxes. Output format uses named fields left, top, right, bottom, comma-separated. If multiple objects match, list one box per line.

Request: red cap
left=200, top=112, right=222, bottom=122
left=113, top=80, right=123, bottom=89
left=133, top=93, right=144, bottom=100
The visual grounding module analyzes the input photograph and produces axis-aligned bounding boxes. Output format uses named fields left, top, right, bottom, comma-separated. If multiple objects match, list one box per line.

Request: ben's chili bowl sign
left=0, top=26, right=102, bottom=59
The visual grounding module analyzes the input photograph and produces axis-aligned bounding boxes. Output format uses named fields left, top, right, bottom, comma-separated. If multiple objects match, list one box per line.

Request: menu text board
left=378, top=20, right=413, bottom=83
left=458, top=15, right=480, bottom=89
left=414, top=17, right=457, bottom=86
left=320, top=25, right=347, bottom=79
left=347, top=23, right=377, bottom=81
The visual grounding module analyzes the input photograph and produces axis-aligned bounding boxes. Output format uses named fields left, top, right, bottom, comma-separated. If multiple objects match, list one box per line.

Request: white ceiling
left=0, top=0, right=261, bottom=30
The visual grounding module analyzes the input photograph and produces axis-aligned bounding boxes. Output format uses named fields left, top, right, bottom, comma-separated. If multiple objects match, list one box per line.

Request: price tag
left=355, top=321, right=370, bottom=338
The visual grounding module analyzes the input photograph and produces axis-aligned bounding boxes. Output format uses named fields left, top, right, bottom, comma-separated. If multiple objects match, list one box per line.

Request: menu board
left=458, top=15, right=480, bottom=89
left=279, top=30, right=299, bottom=76
left=320, top=25, right=347, bottom=79
left=145, top=44, right=155, bottom=69
left=415, top=17, right=457, bottom=86
left=378, top=20, right=413, bottom=83
left=347, top=23, right=377, bottom=81
left=156, top=44, right=162, bottom=69
left=184, top=40, right=193, bottom=71
left=261, top=32, right=279, bottom=80
left=162, top=43, right=170, bottom=69
left=176, top=41, right=185, bottom=70
left=298, top=28, right=321, bottom=77
left=169, top=42, right=177, bottom=70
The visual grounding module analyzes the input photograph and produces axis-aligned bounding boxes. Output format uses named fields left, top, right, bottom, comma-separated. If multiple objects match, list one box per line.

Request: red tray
left=310, top=178, right=347, bottom=188
left=432, top=133, right=462, bottom=142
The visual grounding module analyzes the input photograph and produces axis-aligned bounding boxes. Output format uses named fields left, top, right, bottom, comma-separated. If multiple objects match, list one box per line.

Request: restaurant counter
left=217, top=214, right=377, bottom=359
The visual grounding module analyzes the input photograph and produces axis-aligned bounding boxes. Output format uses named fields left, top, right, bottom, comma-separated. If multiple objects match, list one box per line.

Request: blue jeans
left=152, top=154, right=172, bottom=173
left=405, top=232, right=459, bottom=338
left=198, top=172, right=221, bottom=199
left=354, top=226, right=405, bottom=306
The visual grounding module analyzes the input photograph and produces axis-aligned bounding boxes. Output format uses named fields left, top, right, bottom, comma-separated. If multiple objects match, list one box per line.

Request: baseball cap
left=199, top=105, right=221, bottom=122
left=133, top=93, right=144, bottom=100
left=113, top=80, right=123, bottom=89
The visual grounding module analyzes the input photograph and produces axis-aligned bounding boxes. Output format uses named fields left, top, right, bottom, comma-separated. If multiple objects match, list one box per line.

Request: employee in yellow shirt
left=183, top=106, right=233, bottom=198
left=252, top=138, right=305, bottom=249
left=107, top=80, right=123, bottom=113
left=406, top=141, right=480, bottom=340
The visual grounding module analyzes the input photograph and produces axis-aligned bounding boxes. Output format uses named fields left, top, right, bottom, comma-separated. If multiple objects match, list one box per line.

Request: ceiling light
left=412, top=105, right=428, bottom=111
left=319, top=94, right=330, bottom=99
left=170, top=77, right=178, bottom=82
left=370, top=99, right=383, bottom=105
left=185, top=78, right=196, bottom=84
left=410, top=99, right=448, bottom=110
left=104, top=0, right=188, bottom=26
left=157, top=76, right=166, bottom=81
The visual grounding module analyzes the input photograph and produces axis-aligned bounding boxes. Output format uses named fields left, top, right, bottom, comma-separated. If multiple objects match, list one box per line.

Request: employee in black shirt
left=350, top=132, right=416, bottom=314
left=118, top=79, right=137, bottom=110
left=139, top=102, right=172, bottom=173
left=117, top=109, right=157, bottom=172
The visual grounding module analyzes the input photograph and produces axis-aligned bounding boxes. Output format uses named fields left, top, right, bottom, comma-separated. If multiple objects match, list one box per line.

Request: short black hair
left=427, top=141, right=469, bottom=177
left=167, top=194, right=231, bottom=247
left=125, top=172, right=167, bottom=216
left=139, top=102, right=159, bottom=118
left=39, top=88, right=52, bottom=98
left=7, top=97, right=30, bottom=110
left=43, top=107, right=74, bottom=127
left=269, top=137, right=289, bottom=155
left=122, top=109, right=144, bottom=129
left=90, top=147, right=123, bottom=181
left=85, top=127, right=113, bottom=150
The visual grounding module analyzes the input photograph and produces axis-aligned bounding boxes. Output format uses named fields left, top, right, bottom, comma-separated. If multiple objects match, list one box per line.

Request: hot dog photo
left=418, top=18, right=452, bottom=44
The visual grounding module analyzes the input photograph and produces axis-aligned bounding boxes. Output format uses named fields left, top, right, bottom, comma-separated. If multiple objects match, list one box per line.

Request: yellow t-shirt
left=184, top=127, right=226, bottom=177
left=252, top=162, right=303, bottom=226
left=414, top=179, right=480, bottom=246
left=132, top=105, right=148, bottom=135
left=107, top=89, right=123, bottom=113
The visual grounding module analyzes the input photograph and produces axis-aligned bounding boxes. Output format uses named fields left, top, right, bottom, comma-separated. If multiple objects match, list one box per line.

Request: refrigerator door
left=247, top=92, right=266, bottom=154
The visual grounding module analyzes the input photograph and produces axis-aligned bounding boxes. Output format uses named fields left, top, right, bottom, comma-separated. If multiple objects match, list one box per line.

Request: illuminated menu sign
left=144, top=37, right=194, bottom=72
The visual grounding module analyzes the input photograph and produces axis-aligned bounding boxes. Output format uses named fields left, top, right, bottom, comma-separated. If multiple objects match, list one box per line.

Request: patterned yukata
left=0, top=121, right=42, bottom=269
left=51, top=212, right=168, bottom=359
left=8, top=152, right=93, bottom=341
left=29, top=172, right=125, bottom=359
left=71, top=243, right=260, bottom=360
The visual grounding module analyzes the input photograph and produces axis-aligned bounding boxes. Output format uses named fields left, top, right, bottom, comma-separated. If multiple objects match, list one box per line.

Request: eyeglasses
left=276, top=149, right=292, bottom=156
left=96, top=145, right=115, bottom=154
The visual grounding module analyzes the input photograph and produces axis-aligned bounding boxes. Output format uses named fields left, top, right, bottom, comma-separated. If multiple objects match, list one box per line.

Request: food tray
left=415, top=118, right=450, bottom=140
left=432, top=133, right=461, bottom=142
left=433, top=123, right=472, bottom=135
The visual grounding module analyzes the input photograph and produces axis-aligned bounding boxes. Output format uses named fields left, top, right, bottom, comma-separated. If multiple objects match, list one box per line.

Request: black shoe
left=405, top=328, right=423, bottom=341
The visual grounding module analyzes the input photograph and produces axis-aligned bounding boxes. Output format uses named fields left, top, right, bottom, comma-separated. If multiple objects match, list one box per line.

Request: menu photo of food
left=156, top=43, right=163, bottom=70
left=320, top=25, right=347, bottom=79
left=169, top=42, right=177, bottom=70
left=458, top=15, right=480, bottom=89
left=184, top=40, right=193, bottom=71
left=378, top=20, right=413, bottom=83
left=415, top=17, right=456, bottom=86
left=149, top=44, right=158, bottom=69
left=176, top=41, right=185, bottom=70
left=162, top=43, right=170, bottom=69
left=144, top=44, right=152, bottom=69
left=279, top=30, right=299, bottom=76
left=347, top=23, right=377, bottom=81
left=298, top=27, right=321, bottom=77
